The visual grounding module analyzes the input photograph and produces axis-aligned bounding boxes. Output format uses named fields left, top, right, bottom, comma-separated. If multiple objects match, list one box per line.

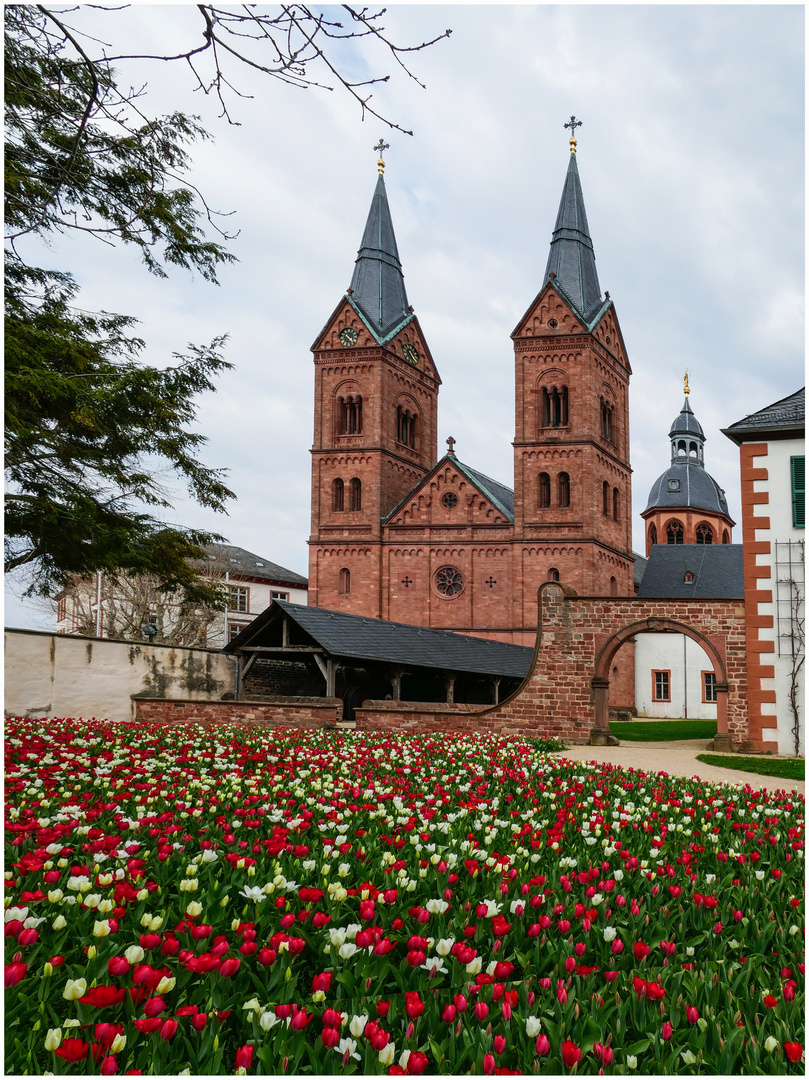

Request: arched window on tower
left=602, top=481, right=610, bottom=516
left=600, top=398, right=614, bottom=442
left=332, top=478, right=344, bottom=512
left=649, top=523, right=658, bottom=546
left=695, top=523, right=713, bottom=545
left=666, top=520, right=684, bottom=545
left=338, top=568, right=351, bottom=595
left=396, top=406, right=417, bottom=448
left=540, top=384, right=569, bottom=428
left=613, top=487, right=619, bottom=522
left=338, top=395, right=362, bottom=435
left=349, top=478, right=362, bottom=512
left=689, top=441, right=698, bottom=459
left=722, top=530, right=730, bottom=544
left=558, top=472, right=570, bottom=508
left=538, top=473, right=551, bottom=509
left=547, top=567, right=560, bottom=582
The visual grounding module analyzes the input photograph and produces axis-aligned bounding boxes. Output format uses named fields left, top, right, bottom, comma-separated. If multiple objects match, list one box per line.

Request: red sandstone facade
left=307, top=158, right=635, bottom=648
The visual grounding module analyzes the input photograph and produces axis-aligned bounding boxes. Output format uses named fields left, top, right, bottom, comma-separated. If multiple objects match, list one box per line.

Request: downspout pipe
left=224, top=652, right=239, bottom=702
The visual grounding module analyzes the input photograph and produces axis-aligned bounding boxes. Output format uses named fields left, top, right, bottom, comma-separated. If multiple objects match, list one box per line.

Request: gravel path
left=557, top=739, right=805, bottom=797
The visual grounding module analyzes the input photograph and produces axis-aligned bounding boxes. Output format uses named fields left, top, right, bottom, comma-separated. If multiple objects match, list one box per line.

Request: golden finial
left=374, top=138, right=389, bottom=174
left=683, top=370, right=690, bottom=397
left=564, top=115, right=582, bottom=153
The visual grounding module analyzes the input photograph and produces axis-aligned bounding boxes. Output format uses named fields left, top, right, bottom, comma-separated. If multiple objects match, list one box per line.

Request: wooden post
left=391, top=668, right=403, bottom=701
left=491, top=676, right=501, bottom=705
left=713, top=681, right=733, bottom=751
left=326, top=658, right=337, bottom=698
left=445, top=675, right=456, bottom=704
left=282, top=616, right=289, bottom=648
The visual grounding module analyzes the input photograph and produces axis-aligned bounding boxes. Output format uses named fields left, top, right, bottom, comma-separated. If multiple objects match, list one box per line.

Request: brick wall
left=133, top=697, right=342, bottom=728
left=356, top=584, right=747, bottom=746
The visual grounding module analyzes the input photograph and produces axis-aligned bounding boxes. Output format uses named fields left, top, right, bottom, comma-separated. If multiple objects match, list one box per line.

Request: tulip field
left=5, top=718, right=805, bottom=1075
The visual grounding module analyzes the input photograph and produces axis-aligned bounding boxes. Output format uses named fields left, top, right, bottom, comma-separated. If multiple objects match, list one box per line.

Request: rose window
left=442, top=491, right=458, bottom=510
left=435, top=566, right=464, bottom=598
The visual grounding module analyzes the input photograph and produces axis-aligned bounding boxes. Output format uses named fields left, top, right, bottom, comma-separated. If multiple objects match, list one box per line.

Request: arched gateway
left=484, top=583, right=748, bottom=748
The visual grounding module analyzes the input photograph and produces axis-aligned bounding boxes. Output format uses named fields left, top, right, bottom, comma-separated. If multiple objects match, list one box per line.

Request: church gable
left=311, top=298, right=381, bottom=353
left=511, top=282, right=588, bottom=340
left=384, top=316, right=440, bottom=383
left=589, top=304, right=631, bottom=373
left=384, top=458, right=513, bottom=528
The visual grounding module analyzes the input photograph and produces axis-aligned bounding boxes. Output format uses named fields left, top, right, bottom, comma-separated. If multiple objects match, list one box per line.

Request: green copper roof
left=544, top=153, right=603, bottom=322
left=349, top=173, right=412, bottom=342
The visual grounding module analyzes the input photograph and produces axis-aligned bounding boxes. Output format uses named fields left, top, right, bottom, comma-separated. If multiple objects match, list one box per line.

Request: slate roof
left=722, top=388, right=805, bottom=444
left=383, top=455, right=515, bottom=524
left=633, top=551, right=648, bottom=591
left=670, top=397, right=705, bottom=439
left=201, top=544, right=308, bottom=586
left=644, top=463, right=731, bottom=517
left=543, top=152, right=603, bottom=323
left=348, top=173, right=413, bottom=343
left=637, top=545, right=744, bottom=599
left=225, top=600, right=534, bottom=679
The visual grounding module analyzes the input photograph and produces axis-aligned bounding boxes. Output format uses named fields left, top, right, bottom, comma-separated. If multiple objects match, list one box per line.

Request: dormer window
left=667, top=478, right=680, bottom=492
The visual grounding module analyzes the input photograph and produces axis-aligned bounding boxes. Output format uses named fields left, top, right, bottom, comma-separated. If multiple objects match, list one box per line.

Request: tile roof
left=348, top=173, right=413, bottom=343
left=543, top=152, right=603, bottom=323
left=202, top=544, right=308, bottom=586
left=722, top=388, right=805, bottom=444
left=637, top=544, right=744, bottom=599
left=632, top=551, right=648, bottom=590
left=226, top=600, right=534, bottom=679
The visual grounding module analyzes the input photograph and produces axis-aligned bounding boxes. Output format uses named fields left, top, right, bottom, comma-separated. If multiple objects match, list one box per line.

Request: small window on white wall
left=271, top=591, right=289, bottom=602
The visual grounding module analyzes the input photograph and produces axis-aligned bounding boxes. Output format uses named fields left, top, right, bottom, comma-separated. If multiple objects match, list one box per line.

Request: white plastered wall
left=634, top=632, right=718, bottom=719
left=752, top=437, right=805, bottom=756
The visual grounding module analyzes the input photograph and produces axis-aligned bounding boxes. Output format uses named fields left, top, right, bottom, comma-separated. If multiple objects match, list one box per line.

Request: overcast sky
left=6, top=3, right=805, bottom=631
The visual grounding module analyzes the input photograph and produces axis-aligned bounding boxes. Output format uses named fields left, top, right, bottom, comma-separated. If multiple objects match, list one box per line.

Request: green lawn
left=696, top=753, right=805, bottom=781
left=609, top=718, right=717, bottom=742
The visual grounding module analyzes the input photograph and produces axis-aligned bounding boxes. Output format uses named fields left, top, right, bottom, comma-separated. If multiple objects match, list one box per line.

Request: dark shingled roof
left=644, top=463, right=731, bottom=517
left=722, top=388, right=805, bottom=444
left=633, top=551, right=648, bottom=590
left=348, top=173, right=413, bottom=343
left=637, top=545, right=744, bottom=599
left=202, top=544, right=308, bottom=586
left=670, top=397, right=705, bottom=439
left=543, top=152, right=603, bottom=323
left=226, top=600, right=534, bottom=679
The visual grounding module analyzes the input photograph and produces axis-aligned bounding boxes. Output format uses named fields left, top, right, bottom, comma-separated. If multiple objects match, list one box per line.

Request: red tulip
left=686, top=1006, right=699, bottom=1024
left=474, top=1001, right=489, bottom=1022
left=4, top=962, right=27, bottom=987
left=95, top=1023, right=124, bottom=1048
left=557, top=985, right=568, bottom=1004
left=290, top=1008, right=312, bottom=1030
left=100, top=1055, right=118, bottom=1075
left=441, top=1004, right=456, bottom=1023
left=143, top=996, right=166, bottom=1018
left=312, top=971, right=332, bottom=993
left=405, top=993, right=424, bottom=1020
left=784, top=1043, right=803, bottom=1063
left=322, top=1008, right=343, bottom=1027
left=483, top=1054, right=496, bottom=1074
left=493, top=1035, right=507, bottom=1055
left=257, top=948, right=276, bottom=966
left=55, top=1038, right=89, bottom=1062
left=377, top=1001, right=390, bottom=1017
left=80, top=986, right=126, bottom=1008
left=633, top=942, right=650, bottom=960
left=219, top=957, right=241, bottom=979
left=160, top=1019, right=178, bottom=1041
left=661, top=1022, right=673, bottom=1041
left=192, top=1012, right=208, bottom=1032
left=407, top=1050, right=429, bottom=1074
left=140, top=933, right=162, bottom=950
left=108, top=956, right=130, bottom=977
left=133, top=1018, right=162, bottom=1034
left=321, top=1027, right=340, bottom=1049
left=561, top=1041, right=581, bottom=1068
left=18, top=927, right=38, bottom=946
left=764, top=995, right=778, bottom=1009
left=235, top=1045, right=254, bottom=1069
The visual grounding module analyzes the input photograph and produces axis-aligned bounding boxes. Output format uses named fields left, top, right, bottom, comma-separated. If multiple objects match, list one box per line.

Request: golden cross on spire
left=564, top=115, right=582, bottom=153
left=374, top=138, right=390, bottom=174
left=683, top=370, right=690, bottom=397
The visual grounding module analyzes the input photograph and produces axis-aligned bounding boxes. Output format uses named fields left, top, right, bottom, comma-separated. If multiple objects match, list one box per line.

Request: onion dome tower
left=641, top=377, right=735, bottom=556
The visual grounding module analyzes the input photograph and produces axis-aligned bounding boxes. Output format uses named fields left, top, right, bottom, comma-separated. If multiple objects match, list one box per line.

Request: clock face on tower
left=402, top=343, right=419, bottom=366
left=339, top=327, right=359, bottom=347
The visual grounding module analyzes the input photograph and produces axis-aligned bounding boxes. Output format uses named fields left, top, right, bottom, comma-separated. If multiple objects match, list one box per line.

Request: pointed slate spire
left=543, top=152, right=602, bottom=320
left=348, top=173, right=411, bottom=342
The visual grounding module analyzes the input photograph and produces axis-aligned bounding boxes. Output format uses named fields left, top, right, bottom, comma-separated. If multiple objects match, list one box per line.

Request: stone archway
left=590, top=617, right=732, bottom=751
left=474, top=584, right=748, bottom=748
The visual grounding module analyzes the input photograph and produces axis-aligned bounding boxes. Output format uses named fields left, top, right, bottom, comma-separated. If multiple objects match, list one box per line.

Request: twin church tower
left=307, top=127, right=633, bottom=645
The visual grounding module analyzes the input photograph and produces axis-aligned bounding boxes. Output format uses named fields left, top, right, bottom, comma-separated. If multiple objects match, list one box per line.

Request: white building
left=55, top=543, right=308, bottom=648
left=723, top=389, right=805, bottom=756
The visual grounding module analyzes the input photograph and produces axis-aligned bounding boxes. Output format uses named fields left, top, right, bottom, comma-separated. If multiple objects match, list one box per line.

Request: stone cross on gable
left=446, top=436, right=456, bottom=456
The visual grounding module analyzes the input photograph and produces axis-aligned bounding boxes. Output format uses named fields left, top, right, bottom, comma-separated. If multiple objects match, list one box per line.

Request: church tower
left=511, top=122, right=634, bottom=629
left=642, top=381, right=735, bottom=555
left=308, top=147, right=441, bottom=615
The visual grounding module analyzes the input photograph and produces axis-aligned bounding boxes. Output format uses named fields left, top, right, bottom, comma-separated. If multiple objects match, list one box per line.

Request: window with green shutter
left=791, top=456, right=805, bottom=528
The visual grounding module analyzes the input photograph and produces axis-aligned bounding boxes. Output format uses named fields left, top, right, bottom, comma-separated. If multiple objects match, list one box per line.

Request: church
left=307, top=126, right=634, bottom=647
